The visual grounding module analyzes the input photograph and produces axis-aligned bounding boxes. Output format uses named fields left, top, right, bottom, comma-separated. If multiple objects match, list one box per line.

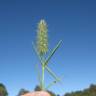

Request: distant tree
left=64, top=84, right=96, bottom=96
left=47, top=90, right=56, bottom=96
left=34, top=85, right=56, bottom=96
left=17, top=88, right=29, bottom=96
left=64, top=93, right=71, bottom=96
left=0, top=83, right=8, bottom=96
left=34, top=85, right=42, bottom=91
left=89, top=84, right=96, bottom=92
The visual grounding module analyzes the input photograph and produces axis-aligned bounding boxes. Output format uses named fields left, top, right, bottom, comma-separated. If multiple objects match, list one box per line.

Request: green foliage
left=17, top=88, right=29, bottom=96
left=0, top=83, right=8, bottom=96
left=34, top=85, right=42, bottom=91
left=1, top=83, right=95, bottom=96
left=34, top=85, right=56, bottom=96
left=64, top=84, right=96, bottom=96
left=47, top=90, right=56, bottom=96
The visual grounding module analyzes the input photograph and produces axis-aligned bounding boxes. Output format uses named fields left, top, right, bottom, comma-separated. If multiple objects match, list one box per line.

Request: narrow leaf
left=46, top=80, right=57, bottom=90
left=44, top=40, right=62, bottom=67
left=46, top=66, right=61, bottom=82
left=32, top=42, right=61, bottom=83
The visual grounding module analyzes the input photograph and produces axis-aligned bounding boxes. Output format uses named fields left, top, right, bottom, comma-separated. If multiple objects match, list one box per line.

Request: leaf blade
left=44, top=40, right=62, bottom=67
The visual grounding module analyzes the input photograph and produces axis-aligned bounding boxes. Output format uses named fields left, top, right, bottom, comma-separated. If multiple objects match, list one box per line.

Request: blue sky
left=0, top=0, right=96, bottom=96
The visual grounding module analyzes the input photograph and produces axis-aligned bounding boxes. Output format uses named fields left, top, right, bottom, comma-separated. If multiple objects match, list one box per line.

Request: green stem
left=42, top=64, right=45, bottom=90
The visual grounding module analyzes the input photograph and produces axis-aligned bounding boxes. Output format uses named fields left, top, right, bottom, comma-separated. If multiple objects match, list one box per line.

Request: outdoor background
left=0, top=0, right=96, bottom=96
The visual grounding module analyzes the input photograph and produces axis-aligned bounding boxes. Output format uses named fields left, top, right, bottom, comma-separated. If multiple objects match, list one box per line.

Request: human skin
left=21, top=91, right=51, bottom=96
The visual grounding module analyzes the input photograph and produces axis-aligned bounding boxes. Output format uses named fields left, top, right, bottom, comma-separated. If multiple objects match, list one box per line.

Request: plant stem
left=42, top=63, right=45, bottom=90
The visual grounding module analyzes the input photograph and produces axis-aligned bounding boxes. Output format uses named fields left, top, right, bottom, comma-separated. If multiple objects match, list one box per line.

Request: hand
left=21, top=91, right=51, bottom=96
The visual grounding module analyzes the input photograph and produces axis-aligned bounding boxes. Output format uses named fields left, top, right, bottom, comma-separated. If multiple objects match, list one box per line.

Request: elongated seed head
left=37, top=19, right=48, bottom=56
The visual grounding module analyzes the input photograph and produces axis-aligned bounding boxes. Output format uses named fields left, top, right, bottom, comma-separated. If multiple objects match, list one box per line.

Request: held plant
left=32, top=19, right=62, bottom=90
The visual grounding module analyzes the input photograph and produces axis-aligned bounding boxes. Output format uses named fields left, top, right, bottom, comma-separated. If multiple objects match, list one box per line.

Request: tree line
left=64, top=84, right=96, bottom=96
left=0, top=83, right=96, bottom=96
